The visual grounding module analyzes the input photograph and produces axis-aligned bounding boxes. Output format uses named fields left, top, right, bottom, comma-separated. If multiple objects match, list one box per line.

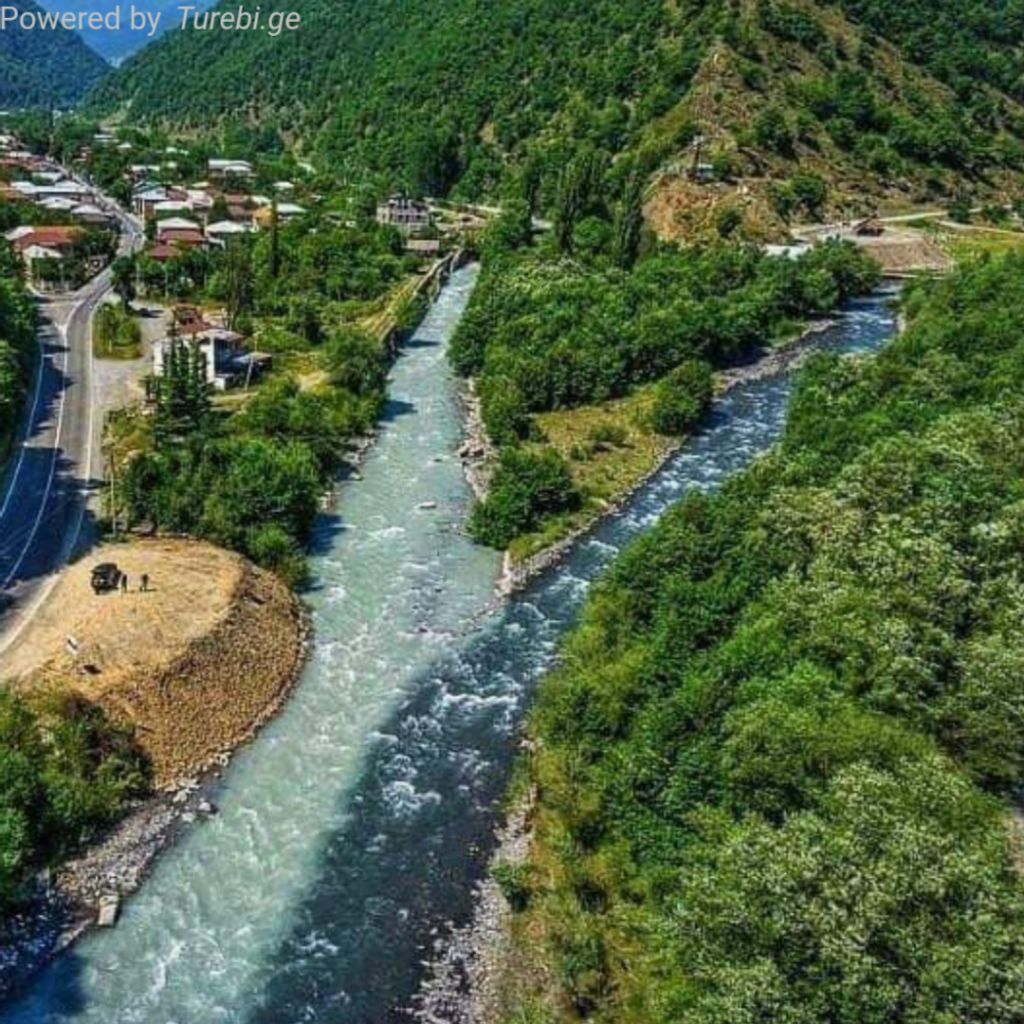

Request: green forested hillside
left=93, top=0, right=1024, bottom=218
left=0, top=243, right=38, bottom=461
left=507, top=254, right=1024, bottom=1022
left=0, top=0, right=107, bottom=108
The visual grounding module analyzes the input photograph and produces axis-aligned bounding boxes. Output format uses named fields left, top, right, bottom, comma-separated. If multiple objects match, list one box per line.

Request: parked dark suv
left=90, top=563, right=123, bottom=594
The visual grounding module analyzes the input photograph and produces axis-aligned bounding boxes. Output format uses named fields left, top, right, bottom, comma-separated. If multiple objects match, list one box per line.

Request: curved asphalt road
left=0, top=200, right=143, bottom=658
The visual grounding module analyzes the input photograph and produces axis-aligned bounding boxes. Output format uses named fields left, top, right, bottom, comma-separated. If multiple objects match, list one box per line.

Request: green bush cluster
left=94, top=304, right=142, bottom=359
left=0, top=245, right=38, bottom=458
left=121, top=322, right=385, bottom=585
left=0, top=691, right=149, bottom=911
left=648, top=359, right=713, bottom=435
left=452, top=240, right=878, bottom=446
left=469, top=448, right=580, bottom=550
left=526, top=252, right=1024, bottom=1021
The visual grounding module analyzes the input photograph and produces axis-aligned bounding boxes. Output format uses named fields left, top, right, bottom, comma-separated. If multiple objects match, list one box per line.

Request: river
left=0, top=267, right=898, bottom=1023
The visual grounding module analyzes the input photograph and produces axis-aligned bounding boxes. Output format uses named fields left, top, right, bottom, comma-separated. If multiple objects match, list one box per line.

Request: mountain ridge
left=89, top=0, right=1024, bottom=234
left=35, top=0, right=217, bottom=63
left=0, top=0, right=108, bottom=108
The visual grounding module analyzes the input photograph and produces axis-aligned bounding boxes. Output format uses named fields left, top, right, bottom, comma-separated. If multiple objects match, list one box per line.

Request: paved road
left=0, top=204, right=143, bottom=658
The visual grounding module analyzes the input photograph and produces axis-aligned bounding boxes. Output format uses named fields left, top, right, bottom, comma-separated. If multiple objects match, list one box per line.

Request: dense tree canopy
left=0, top=0, right=107, bottom=107
left=0, top=244, right=38, bottom=461
left=0, top=691, right=148, bottom=911
left=89, top=0, right=1024, bottom=204
left=453, top=237, right=879, bottom=444
left=519, top=252, right=1024, bottom=1021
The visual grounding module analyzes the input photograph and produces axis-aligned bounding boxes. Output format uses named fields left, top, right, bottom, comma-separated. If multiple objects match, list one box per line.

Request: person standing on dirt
left=140, top=573, right=149, bottom=593
left=120, top=573, right=129, bottom=594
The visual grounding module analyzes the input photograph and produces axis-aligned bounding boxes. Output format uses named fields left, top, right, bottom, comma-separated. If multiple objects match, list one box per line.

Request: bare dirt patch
left=3, top=537, right=307, bottom=788
left=848, top=231, right=953, bottom=275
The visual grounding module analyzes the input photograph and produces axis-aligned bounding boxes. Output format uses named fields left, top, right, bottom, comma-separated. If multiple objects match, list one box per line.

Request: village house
left=152, top=307, right=269, bottom=390
left=153, top=216, right=206, bottom=255
left=128, top=163, right=162, bottom=181
left=205, top=220, right=250, bottom=245
left=251, top=202, right=306, bottom=230
left=71, top=203, right=111, bottom=227
left=38, top=197, right=77, bottom=214
left=208, top=158, right=254, bottom=179
left=133, top=184, right=191, bottom=219
left=153, top=199, right=194, bottom=218
left=376, top=194, right=432, bottom=235
left=4, top=225, right=84, bottom=285
left=34, top=180, right=92, bottom=203
left=186, top=189, right=214, bottom=218
left=133, top=186, right=167, bottom=219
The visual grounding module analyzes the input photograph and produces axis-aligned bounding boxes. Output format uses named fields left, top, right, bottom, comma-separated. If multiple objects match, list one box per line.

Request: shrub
left=469, top=448, right=580, bottom=548
left=587, top=423, right=628, bottom=449
left=0, top=691, right=148, bottom=911
left=492, top=861, right=532, bottom=911
left=324, top=327, right=387, bottom=397
left=649, top=359, right=713, bottom=435
left=715, top=206, right=743, bottom=238
left=247, top=523, right=309, bottom=587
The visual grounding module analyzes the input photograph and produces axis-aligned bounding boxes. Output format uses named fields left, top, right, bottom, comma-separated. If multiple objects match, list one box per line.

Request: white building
left=71, top=203, right=111, bottom=226
left=376, top=194, right=432, bottom=235
left=152, top=326, right=251, bottom=391
left=205, top=220, right=250, bottom=244
left=208, top=158, right=254, bottom=178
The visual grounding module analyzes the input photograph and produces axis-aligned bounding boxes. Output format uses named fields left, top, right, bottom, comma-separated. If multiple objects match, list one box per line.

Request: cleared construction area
left=2, top=538, right=307, bottom=788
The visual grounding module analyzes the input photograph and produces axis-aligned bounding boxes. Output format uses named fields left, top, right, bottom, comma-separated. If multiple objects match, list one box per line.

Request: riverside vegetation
left=502, top=252, right=1024, bottom=1023
left=0, top=241, right=36, bottom=465
left=0, top=692, right=149, bottom=913
left=0, top=244, right=149, bottom=921
left=455, top=200, right=878, bottom=553
left=110, top=211, right=420, bottom=586
left=0, top=204, right=413, bottom=925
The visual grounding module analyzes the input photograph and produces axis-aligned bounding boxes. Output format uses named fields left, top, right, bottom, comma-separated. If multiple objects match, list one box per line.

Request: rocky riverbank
left=0, top=540, right=311, bottom=1002
left=414, top=788, right=536, bottom=1024
left=457, top=378, right=497, bottom=503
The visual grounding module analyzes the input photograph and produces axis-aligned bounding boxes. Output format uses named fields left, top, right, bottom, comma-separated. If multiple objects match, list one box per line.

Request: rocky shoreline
left=457, top=378, right=497, bottom=503
left=0, top=265, right=458, bottom=1005
left=414, top=787, right=536, bottom=1024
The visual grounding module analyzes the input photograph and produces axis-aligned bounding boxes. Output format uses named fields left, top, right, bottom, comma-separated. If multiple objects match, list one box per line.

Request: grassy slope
left=645, top=0, right=1024, bottom=240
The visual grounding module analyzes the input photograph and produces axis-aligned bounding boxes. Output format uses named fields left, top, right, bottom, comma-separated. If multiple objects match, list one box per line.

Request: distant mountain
left=89, top=0, right=1024, bottom=233
left=36, top=0, right=216, bottom=63
left=0, top=0, right=107, bottom=108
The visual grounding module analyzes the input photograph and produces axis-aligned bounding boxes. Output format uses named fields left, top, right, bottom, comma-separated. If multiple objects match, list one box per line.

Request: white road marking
left=0, top=316, right=52, bottom=521
left=1, top=319, right=72, bottom=588
left=0, top=197, right=142, bottom=658
left=0, top=297, right=95, bottom=660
